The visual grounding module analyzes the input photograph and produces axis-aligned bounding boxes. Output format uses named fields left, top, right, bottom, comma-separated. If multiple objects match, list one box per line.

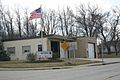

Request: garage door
left=88, top=43, right=95, bottom=58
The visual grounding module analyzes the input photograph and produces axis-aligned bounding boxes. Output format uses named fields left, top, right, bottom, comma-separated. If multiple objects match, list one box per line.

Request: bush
left=26, top=53, right=37, bottom=62
left=0, top=51, right=10, bottom=61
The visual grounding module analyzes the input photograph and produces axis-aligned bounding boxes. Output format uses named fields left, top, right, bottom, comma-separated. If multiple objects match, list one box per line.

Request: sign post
left=61, top=41, right=69, bottom=52
left=61, top=41, right=69, bottom=63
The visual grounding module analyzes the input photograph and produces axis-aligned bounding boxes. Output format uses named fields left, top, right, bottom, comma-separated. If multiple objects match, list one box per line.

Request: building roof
left=2, top=35, right=76, bottom=42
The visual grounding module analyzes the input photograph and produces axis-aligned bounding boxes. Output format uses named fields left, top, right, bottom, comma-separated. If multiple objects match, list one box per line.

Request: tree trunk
left=106, top=46, right=111, bottom=54
left=114, top=45, right=118, bottom=55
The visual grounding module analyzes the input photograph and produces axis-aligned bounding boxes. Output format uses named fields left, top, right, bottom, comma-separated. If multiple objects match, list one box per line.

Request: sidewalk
left=0, top=58, right=120, bottom=71
left=77, top=58, right=120, bottom=63
left=102, top=58, right=120, bottom=63
left=77, top=58, right=120, bottom=66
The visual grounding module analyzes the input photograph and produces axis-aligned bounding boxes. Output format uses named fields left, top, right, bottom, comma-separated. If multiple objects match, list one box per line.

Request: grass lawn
left=103, top=53, right=120, bottom=58
left=0, top=59, right=100, bottom=68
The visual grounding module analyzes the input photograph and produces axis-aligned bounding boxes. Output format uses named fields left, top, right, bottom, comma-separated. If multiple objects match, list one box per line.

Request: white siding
left=60, top=43, right=65, bottom=58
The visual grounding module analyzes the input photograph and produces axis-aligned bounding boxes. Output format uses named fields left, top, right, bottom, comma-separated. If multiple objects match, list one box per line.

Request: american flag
left=29, top=7, right=42, bottom=20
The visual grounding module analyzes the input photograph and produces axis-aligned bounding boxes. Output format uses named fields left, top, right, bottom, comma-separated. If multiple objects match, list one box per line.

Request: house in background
left=98, top=41, right=120, bottom=54
left=3, top=35, right=98, bottom=60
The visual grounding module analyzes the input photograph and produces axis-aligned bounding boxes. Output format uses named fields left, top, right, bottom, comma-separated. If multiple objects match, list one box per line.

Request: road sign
left=61, top=41, right=69, bottom=51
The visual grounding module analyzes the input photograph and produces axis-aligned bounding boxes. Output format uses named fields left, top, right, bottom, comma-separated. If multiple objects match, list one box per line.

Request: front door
left=51, top=41, right=60, bottom=58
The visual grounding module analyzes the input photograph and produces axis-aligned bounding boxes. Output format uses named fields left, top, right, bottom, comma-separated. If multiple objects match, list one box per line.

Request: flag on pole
left=29, top=7, right=42, bottom=20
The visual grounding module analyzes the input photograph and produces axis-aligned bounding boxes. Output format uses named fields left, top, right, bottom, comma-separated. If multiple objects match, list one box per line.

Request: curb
left=0, top=66, right=71, bottom=71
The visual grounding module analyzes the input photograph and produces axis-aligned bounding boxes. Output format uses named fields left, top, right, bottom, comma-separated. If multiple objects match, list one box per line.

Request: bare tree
left=99, top=8, right=120, bottom=54
left=75, top=3, right=119, bottom=54
left=0, top=0, right=6, bottom=50
left=40, top=10, right=59, bottom=36
left=0, top=2, right=10, bottom=40
left=110, top=6, right=120, bottom=55
left=58, top=7, right=75, bottom=37
left=5, top=9, right=14, bottom=39
left=0, top=1, right=4, bottom=39
left=15, top=8, right=22, bottom=38
left=23, top=9, right=29, bottom=37
left=99, top=22, right=112, bottom=54
left=76, top=4, right=105, bottom=37
left=29, top=21, right=39, bottom=37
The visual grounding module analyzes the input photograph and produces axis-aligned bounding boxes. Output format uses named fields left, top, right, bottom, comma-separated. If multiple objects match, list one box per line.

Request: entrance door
left=51, top=41, right=60, bottom=58
left=88, top=43, right=95, bottom=58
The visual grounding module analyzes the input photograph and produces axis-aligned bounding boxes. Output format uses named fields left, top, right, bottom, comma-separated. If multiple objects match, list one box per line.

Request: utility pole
left=101, top=40, right=104, bottom=64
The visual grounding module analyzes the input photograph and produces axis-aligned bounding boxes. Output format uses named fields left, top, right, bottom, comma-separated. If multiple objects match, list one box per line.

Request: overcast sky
left=1, top=0, right=120, bottom=12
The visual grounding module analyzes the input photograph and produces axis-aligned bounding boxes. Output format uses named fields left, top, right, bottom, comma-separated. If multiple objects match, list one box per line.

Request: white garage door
left=88, top=43, right=95, bottom=58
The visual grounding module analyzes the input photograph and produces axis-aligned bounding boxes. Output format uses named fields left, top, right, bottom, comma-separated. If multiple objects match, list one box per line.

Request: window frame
left=22, top=45, right=31, bottom=54
left=7, top=47, right=15, bottom=55
left=38, top=44, right=42, bottom=51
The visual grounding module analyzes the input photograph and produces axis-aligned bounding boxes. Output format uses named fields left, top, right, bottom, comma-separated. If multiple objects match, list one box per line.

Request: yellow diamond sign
left=61, top=41, right=69, bottom=51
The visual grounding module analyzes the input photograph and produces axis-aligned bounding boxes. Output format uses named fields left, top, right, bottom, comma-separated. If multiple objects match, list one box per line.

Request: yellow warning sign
left=61, top=41, right=69, bottom=51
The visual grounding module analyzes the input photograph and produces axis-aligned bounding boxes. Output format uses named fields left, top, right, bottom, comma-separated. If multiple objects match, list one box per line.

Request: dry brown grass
left=0, top=59, right=100, bottom=68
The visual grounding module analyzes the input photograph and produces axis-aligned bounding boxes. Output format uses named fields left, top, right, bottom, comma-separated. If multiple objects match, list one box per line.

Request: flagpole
left=29, top=6, right=43, bottom=50
left=40, top=5, right=43, bottom=52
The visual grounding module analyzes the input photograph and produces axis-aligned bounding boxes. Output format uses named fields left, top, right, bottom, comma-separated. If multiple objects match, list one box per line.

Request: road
left=0, top=63, right=120, bottom=80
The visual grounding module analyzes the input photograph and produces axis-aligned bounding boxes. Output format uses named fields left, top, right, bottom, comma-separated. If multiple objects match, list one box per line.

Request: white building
left=3, top=35, right=98, bottom=60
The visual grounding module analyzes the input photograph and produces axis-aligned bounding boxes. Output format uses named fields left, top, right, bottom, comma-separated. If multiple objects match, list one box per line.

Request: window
left=38, top=45, right=42, bottom=51
left=22, top=46, right=31, bottom=54
left=7, top=47, right=15, bottom=54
